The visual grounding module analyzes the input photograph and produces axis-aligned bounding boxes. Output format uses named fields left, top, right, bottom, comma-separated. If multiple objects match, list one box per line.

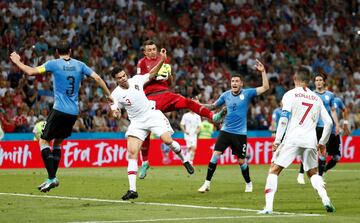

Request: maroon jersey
left=137, top=55, right=170, bottom=95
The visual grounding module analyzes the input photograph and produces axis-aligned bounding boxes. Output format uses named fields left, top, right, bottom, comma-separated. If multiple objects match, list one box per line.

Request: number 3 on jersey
left=299, top=102, right=313, bottom=125
left=66, top=76, right=75, bottom=96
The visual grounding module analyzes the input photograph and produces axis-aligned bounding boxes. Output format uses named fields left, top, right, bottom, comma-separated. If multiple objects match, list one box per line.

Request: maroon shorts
left=147, top=91, right=186, bottom=113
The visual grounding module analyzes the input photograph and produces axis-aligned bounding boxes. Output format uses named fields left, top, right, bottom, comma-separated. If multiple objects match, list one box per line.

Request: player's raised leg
left=160, top=132, right=194, bottom=174
left=38, top=138, right=60, bottom=192
left=139, top=135, right=150, bottom=179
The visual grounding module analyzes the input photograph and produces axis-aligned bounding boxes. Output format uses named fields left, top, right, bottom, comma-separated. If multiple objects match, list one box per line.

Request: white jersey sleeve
left=281, top=91, right=293, bottom=112
left=131, top=73, right=150, bottom=86
left=110, top=88, right=123, bottom=111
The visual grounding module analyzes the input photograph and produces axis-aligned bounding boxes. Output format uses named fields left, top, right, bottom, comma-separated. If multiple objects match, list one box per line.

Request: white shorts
left=184, top=135, right=197, bottom=148
left=126, top=110, right=174, bottom=141
left=272, top=143, right=318, bottom=171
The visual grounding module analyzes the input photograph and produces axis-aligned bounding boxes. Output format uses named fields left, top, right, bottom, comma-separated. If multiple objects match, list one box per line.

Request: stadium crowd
left=0, top=0, right=359, bottom=134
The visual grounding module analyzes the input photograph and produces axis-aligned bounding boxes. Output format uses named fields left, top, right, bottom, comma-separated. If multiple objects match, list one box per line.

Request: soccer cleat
left=37, top=179, right=48, bottom=191
left=324, top=202, right=336, bottom=212
left=297, top=173, right=305, bottom=185
left=40, top=178, right=59, bottom=193
left=212, top=107, right=227, bottom=123
left=183, top=161, right=195, bottom=174
left=245, top=182, right=253, bottom=192
left=121, top=190, right=138, bottom=200
left=198, top=183, right=210, bottom=193
left=138, top=163, right=150, bottom=179
left=257, top=209, right=273, bottom=215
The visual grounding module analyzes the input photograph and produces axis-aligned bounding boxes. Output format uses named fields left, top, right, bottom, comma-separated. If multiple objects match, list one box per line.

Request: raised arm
left=90, top=72, right=113, bottom=103
left=202, top=103, right=221, bottom=111
left=255, top=59, right=269, bottom=95
left=10, top=52, right=41, bottom=76
left=148, top=48, right=167, bottom=79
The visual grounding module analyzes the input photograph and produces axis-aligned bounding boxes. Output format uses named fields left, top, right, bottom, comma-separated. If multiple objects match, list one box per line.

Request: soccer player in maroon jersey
left=136, top=40, right=224, bottom=179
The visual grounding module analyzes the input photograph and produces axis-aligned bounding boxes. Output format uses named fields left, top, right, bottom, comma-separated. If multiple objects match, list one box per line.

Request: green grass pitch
left=1, top=163, right=359, bottom=223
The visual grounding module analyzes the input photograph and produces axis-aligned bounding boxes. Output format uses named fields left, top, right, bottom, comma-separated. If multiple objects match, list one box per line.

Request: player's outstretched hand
left=105, top=95, right=114, bottom=104
left=160, top=48, right=167, bottom=60
left=317, top=144, right=326, bottom=157
left=10, top=52, right=21, bottom=64
left=111, top=109, right=121, bottom=120
left=255, top=59, right=265, bottom=73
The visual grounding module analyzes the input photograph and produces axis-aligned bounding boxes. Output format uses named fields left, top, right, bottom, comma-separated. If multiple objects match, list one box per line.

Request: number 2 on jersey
left=299, top=102, right=313, bottom=125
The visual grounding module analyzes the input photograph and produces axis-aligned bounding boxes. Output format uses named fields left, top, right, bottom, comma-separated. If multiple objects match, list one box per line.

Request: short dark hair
left=57, top=40, right=71, bottom=55
left=142, top=39, right=157, bottom=49
left=314, top=71, right=327, bottom=82
left=231, top=73, right=243, bottom=81
left=109, top=66, right=123, bottom=78
left=296, top=67, right=311, bottom=84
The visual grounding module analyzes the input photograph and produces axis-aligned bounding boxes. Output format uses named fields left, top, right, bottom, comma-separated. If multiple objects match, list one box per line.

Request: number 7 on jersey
left=299, top=102, right=313, bottom=125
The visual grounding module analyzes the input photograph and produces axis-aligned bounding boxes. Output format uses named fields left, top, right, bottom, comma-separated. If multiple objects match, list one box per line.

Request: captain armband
left=35, top=65, right=46, bottom=74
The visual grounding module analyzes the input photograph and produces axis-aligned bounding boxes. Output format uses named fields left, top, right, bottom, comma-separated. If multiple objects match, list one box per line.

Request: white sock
left=264, top=173, right=278, bottom=211
left=189, top=150, right=195, bottom=163
left=169, top=141, right=186, bottom=163
left=310, top=174, right=330, bottom=205
left=142, top=160, right=149, bottom=166
left=128, top=159, right=138, bottom=191
left=204, top=180, right=211, bottom=187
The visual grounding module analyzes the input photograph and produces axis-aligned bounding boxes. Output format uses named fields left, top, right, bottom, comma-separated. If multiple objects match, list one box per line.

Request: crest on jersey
left=135, top=85, right=139, bottom=90
left=325, top=95, right=330, bottom=101
left=239, top=94, right=245, bottom=100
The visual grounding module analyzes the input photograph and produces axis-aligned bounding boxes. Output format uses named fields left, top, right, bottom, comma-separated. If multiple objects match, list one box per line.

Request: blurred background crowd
left=0, top=0, right=359, bottom=134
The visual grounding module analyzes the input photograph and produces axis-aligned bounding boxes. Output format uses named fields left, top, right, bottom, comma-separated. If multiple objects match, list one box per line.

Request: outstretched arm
left=90, top=72, right=113, bottom=103
left=10, top=52, right=41, bottom=76
left=148, top=48, right=167, bottom=79
left=202, top=103, right=221, bottom=111
left=255, top=59, right=269, bottom=95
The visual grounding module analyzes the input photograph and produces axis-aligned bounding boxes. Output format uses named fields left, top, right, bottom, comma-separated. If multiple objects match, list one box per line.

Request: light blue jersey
left=215, top=88, right=257, bottom=135
left=334, top=97, right=345, bottom=117
left=40, top=58, right=93, bottom=115
left=315, top=90, right=335, bottom=133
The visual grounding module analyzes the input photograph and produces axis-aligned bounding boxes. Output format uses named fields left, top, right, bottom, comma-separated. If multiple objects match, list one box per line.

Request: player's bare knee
left=160, top=132, right=173, bottom=145
left=238, top=158, right=245, bottom=165
left=269, top=164, right=282, bottom=175
left=307, top=168, right=317, bottom=177
left=39, top=139, right=51, bottom=148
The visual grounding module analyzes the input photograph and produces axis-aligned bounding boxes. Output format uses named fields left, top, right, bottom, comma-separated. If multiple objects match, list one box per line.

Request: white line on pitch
left=68, top=214, right=322, bottom=223
left=0, top=192, right=322, bottom=217
left=287, top=168, right=360, bottom=173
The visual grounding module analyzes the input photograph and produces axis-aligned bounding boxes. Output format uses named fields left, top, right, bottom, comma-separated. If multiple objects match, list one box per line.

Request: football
left=156, top=63, right=171, bottom=81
